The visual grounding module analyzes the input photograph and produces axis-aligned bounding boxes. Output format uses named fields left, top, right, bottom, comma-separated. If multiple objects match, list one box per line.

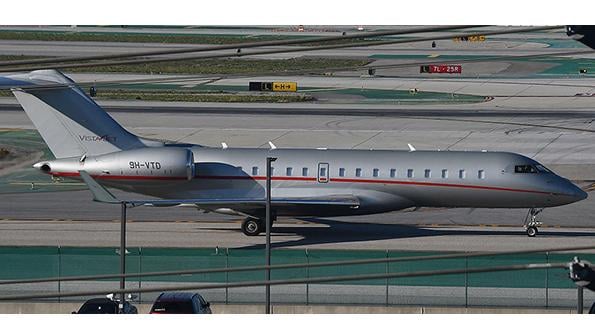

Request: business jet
left=0, top=70, right=587, bottom=237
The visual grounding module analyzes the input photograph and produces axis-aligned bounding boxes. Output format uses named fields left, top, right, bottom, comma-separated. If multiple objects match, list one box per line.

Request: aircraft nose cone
left=564, top=181, right=588, bottom=202
left=575, top=186, right=588, bottom=201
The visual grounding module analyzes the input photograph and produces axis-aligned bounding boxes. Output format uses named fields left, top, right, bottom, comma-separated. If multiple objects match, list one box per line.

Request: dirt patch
left=0, top=147, right=10, bottom=159
left=0, top=146, right=43, bottom=177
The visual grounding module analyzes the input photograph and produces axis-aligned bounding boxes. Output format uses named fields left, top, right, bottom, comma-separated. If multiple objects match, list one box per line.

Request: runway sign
left=272, top=82, right=297, bottom=92
left=249, top=82, right=297, bottom=92
left=453, top=35, right=486, bottom=42
left=420, top=64, right=462, bottom=74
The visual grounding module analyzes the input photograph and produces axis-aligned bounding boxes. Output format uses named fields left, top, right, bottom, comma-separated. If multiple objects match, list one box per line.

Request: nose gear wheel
left=523, top=208, right=543, bottom=237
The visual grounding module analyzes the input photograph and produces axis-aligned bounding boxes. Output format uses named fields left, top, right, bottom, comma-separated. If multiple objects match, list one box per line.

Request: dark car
left=150, top=292, right=212, bottom=314
left=73, top=297, right=138, bottom=314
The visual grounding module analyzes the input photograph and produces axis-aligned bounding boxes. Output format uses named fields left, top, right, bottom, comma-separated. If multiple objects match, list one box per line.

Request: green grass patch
left=64, top=57, right=371, bottom=75
left=0, top=55, right=370, bottom=76
left=0, top=29, right=373, bottom=46
left=96, top=90, right=315, bottom=103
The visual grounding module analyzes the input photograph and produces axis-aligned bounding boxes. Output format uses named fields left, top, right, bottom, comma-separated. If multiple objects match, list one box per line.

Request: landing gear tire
left=523, top=208, right=543, bottom=237
left=526, top=226, right=538, bottom=237
left=241, top=218, right=264, bottom=236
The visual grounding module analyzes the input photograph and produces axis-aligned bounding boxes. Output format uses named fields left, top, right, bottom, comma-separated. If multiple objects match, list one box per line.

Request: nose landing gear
left=523, top=208, right=543, bottom=237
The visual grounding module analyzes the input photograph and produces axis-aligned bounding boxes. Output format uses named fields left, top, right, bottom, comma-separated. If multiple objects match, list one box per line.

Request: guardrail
left=1, top=245, right=594, bottom=309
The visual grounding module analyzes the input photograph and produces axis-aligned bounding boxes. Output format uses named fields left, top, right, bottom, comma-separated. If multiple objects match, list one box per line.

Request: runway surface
left=0, top=188, right=594, bottom=251
left=1, top=101, right=595, bottom=251
left=2, top=61, right=595, bottom=251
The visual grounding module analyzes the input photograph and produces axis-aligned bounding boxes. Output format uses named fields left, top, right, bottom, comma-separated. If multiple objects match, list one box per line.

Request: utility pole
left=578, top=287, right=584, bottom=314
left=119, top=201, right=127, bottom=313
left=265, top=157, right=276, bottom=314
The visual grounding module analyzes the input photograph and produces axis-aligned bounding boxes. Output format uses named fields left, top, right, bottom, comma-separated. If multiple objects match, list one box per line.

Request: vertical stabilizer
left=8, top=70, right=146, bottom=158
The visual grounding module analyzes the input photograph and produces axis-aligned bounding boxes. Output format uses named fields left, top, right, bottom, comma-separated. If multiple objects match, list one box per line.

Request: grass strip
left=0, top=55, right=370, bottom=75
left=0, top=30, right=372, bottom=45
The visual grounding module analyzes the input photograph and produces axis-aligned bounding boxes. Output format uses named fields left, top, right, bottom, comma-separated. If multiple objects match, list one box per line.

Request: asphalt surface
left=2, top=102, right=595, bottom=251
left=1, top=30, right=595, bottom=253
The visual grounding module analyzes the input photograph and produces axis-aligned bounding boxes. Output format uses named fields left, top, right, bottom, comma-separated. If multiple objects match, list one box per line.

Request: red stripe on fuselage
left=50, top=172, right=187, bottom=180
left=51, top=172, right=552, bottom=195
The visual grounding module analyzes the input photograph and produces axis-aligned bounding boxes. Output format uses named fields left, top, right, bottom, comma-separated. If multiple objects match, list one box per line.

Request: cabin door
left=317, top=163, right=329, bottom=183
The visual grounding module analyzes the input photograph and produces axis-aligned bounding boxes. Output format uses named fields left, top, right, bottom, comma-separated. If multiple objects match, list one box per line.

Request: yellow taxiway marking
left=428, top=54, right=440, bottom=58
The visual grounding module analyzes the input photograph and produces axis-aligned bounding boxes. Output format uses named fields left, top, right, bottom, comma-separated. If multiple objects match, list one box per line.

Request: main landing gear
left=241, top=217, right=264, bottom=236
left=523, top=208, right=543, bottom=237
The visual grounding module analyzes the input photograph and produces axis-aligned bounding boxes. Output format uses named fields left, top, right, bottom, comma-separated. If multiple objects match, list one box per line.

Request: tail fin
left=6, top=70, right=146, bottom=158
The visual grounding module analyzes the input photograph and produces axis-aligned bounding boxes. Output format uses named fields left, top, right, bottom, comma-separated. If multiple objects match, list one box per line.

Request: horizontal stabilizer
left=79, top=171, right=119, bottom=204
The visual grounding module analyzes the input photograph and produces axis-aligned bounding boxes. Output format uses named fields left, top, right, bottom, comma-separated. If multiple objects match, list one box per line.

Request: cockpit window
left=514, top=165, right=537, bottom=173
left=514, top=164, right=551, bottom=174
left=534, top=164, right=552, bottom=173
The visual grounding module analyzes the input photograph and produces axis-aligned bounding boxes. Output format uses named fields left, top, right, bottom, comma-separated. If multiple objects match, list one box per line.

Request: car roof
left=155, top=292, right=198, bottom=302
left=83, top=298, right=116, bottom=304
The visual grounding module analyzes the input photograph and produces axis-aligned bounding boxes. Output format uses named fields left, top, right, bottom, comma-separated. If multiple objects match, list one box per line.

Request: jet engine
left=34, top=147, right=195, bottom=181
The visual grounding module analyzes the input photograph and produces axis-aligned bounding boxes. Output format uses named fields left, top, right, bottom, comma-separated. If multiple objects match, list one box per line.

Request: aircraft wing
left=79, top=171, right=360, bottom=209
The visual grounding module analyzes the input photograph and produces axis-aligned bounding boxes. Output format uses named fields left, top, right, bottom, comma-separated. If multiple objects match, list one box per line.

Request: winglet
left=407, top=143, right=416, bottom=152
left=78, top=171, right=120, bottom=203
left=268, top=141, right=277, bottom=150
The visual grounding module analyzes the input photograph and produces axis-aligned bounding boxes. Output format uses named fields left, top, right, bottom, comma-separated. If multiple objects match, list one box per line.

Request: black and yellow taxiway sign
left=272, top=82, right=297, bottom=92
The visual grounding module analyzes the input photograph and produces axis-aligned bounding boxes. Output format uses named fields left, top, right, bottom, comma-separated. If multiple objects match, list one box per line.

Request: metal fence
left=0, top=246, right=593, bottom=309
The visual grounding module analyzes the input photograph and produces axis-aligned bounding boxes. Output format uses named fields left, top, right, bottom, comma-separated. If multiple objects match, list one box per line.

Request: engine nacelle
left=34, top=147, right=195, bottom=181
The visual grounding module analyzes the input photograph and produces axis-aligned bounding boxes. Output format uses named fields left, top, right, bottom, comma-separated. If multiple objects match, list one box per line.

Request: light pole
left=265, top=156, right=276, bottom=314
left=119, top=201, right=127, bottom=313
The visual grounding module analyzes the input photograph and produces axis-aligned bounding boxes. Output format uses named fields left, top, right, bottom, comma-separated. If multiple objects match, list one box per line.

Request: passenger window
left=355, top=168, right=362, bottom=177
left=302, top=167, right=308, bottom=176
left=424, top=169, right=431, bottom=178
left=478, top=170, right=485, bottom=179
left=320, top=167, right=327, bottom=177
left=252, top=166, right=259, bottom=176
left=339, top=168, right=345, bottom=177
left=459, top=169, right=466, bottom=179
left=286, top=167, right=293, bottom=176
left=407, top=169, right=414, bottom=178
left=441, top=169, right=448, bottom=179
left=373, top=168, right=379, bottom=177
left=390, top=169, right=396, bottom=178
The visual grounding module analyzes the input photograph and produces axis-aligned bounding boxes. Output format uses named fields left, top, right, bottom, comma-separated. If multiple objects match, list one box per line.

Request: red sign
left=420, top=64, right=462, bottom=74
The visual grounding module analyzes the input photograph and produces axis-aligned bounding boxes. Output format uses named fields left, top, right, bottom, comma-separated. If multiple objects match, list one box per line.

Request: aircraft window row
left=246, top=166, right=487, bottom=180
